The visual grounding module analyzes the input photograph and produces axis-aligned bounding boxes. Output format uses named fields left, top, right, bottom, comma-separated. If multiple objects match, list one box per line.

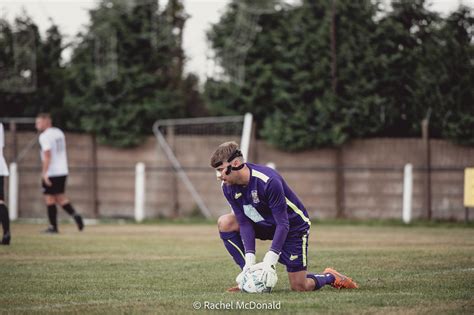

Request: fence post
left=403, top=163, right=413, bottom=224
left=240, top=113, right=253, bottom=162
left=335, top=147, right=345, bottom=218
left=422, top=118, right=432, bottom=220
left=91, top=134, right=99, bottom=218
left=134, top=162, right=145, bottom=222
left=167, top=125, right=179, bottom=217
left=266, top=162, right=276, bottom=169
left=8, top=162, right=18, bottom=221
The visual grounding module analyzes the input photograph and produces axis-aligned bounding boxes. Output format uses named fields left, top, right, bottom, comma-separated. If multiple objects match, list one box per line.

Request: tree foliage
left=64, top=0, right=195, bottom=147
left=205, top=0, right=473, bottom=150
left=0, top=0, right=203, bottom=147
left=0, top=14, right=65, bottom=123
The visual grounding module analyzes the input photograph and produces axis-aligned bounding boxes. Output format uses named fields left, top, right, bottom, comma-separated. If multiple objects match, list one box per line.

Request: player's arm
left=233, top=206, right=256, bottom=255
left=39, top=135, right=52, bottom=186
left=251, top=178, right=289, bottom=271
left=266, top=178, right=290, bottom=255
left=222, top=188, right=257, bottom=276
left=41, top=150, right=52, bottom=186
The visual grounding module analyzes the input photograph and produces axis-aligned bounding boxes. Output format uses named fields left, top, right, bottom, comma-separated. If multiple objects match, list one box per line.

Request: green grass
left=0, top=223, right=473, bottom=314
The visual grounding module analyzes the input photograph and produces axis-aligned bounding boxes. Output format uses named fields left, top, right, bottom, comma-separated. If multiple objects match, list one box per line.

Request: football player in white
left=36, top=113, right=84, bottom=233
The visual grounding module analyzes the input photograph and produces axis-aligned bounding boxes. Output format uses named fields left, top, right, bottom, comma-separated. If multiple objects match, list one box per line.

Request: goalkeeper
left=210, top=141, right=358, bottom=292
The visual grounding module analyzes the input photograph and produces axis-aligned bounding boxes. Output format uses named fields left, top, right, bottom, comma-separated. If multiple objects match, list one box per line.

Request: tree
left=64, top=0, right=189, bottom=147
left=205, top=0, right=473, bottom=150
left=435, top=6, right=473, bottom=145
left=373, top=0, right=442, bottom=137
left=0, top=14, right=65, bottom=120
left=205, top=0, right=381, bottom=150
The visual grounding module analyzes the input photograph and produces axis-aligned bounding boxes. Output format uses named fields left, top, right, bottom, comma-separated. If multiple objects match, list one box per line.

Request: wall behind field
left=3, top=132, right=473, bottom=221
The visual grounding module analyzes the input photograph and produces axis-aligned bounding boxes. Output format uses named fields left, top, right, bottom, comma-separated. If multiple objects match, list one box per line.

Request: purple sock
left=219, top=231, right=245, bottom=269
left=307, top=273, right=336, bottom=290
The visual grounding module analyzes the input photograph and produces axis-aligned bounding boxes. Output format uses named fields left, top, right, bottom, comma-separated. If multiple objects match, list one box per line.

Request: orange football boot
left=323, top=267, right=359, bottom=289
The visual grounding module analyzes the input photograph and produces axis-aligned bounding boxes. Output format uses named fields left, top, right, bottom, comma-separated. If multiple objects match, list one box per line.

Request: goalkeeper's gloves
left=236, top=253, right=256, bottom=285
left=249, top=251, right=280, bottom=287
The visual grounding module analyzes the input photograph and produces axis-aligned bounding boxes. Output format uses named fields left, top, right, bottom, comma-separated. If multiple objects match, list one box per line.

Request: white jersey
left=39, top=127, right=68, bottom=177
left=0, top=123, right=8, bottom=176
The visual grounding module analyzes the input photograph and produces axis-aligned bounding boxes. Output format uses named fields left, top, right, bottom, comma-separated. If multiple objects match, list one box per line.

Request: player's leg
left=56, top=194, right=84, bottom=231
left=54, top=176, right=83, bottom=231
left=0, top=176, right=11, bottom=245
left=287, top=270, right=315, bottom=291
left=217, top=213, right=245, bottom=292
left=43, top=194, right=58, bottom=233
left=288, top=270, right=339, bottom=291
left=281, top=231, right=339, bottom=291
left=217, top=213, right=244, bottom=269
left=42, top=175, right=60, bottom=233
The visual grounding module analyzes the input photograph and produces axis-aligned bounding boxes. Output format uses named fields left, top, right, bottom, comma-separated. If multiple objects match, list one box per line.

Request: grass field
left=0, top=222, right=473, bottom=314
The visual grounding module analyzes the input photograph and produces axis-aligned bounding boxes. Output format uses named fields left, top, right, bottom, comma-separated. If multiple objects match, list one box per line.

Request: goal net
left=152, top=113, right=253, bottom=218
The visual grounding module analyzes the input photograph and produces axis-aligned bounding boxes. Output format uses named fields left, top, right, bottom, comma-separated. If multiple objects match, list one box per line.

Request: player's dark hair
left=37, top=113, right=51, bottom=120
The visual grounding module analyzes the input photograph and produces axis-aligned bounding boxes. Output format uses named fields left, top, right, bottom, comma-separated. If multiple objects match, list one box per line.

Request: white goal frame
left=152, top=113, right=253, bottom=218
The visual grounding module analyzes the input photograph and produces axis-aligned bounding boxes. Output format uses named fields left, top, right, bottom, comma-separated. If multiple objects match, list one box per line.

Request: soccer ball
left=239, top=268, right=276, bottom=293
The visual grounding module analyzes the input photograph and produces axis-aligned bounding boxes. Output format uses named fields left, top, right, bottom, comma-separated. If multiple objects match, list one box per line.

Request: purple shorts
left=255, top=226, right=310, bottom=273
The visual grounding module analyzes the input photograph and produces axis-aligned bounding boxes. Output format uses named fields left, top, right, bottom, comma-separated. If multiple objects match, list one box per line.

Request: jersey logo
left=290, top=254, right=298, bottom=261
left=234, top=192, right=242, bottom=199
left=251, top=190, right=260, bottom=204
left=243, top=204, right=264, bottom=223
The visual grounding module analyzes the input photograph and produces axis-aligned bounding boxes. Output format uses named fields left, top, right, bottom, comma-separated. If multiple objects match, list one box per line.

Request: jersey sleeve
left=265, top=178, right=290, bottom=254
left=38, top=133, right=51, bottom=151
left=222, top=186, right=256, bottom=254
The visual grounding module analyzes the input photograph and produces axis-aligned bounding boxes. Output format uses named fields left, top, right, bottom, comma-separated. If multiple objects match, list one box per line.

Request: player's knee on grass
left=217, top=213, right=238, bottom=232
left=289, top=272, right=314, bottom=292
left=290, top=282, right=308, bottom=292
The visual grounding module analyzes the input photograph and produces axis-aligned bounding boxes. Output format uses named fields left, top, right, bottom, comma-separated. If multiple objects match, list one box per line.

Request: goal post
left=240, top=113, right=253, bottom=161
left=152, top=113, right=253, bottom=219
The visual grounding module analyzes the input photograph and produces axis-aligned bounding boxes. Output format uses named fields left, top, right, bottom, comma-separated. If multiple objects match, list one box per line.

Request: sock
left=306, top=273, right=336, bottom=290
left=47, top=204, right=58, bottom=229
left=219, top=231, right=245, bottom=269
left=0, top=203, right=10, bottom=235
left=62, top=203, right=76, bottom=216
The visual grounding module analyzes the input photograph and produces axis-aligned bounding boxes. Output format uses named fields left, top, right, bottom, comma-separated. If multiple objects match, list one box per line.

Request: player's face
left=215, top=162, right=237, bottom=185
left=35, top=118, right=49, bottom=132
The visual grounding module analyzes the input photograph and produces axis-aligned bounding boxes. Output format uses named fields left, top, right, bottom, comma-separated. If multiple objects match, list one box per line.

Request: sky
left=0, top=0, right=472, bottom=81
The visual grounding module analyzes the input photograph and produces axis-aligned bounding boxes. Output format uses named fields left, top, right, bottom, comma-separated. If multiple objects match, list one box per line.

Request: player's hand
left=249, top=251, right=279, bottom=287
left=250, top=250, right=279, bottom=271
left=236, top=253, right=256, bottom=285
left=42, top=174, right=52, bottom=187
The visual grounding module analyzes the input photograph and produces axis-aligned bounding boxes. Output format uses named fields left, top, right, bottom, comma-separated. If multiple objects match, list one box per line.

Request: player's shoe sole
left=226, top=285, right=240, bottom=292
left=324, top=267, right=359, bottom=289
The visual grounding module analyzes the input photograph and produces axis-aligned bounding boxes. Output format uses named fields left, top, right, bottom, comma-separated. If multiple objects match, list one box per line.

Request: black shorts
left=42, top=176, right=67, bottom=195
left=0, top=176, right=4, bottom=201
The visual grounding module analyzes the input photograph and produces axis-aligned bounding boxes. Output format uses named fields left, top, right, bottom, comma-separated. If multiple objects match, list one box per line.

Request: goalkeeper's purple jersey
left=222, top=163, right=311, bottom=255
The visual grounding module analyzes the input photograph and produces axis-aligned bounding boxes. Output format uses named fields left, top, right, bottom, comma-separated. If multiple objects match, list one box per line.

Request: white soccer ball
left=239, top=268, right=276, bottom=293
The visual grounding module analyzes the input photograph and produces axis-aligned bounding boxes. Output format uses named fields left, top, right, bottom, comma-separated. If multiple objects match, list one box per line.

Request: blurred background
left=0, top=0, right=472, bottom=222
